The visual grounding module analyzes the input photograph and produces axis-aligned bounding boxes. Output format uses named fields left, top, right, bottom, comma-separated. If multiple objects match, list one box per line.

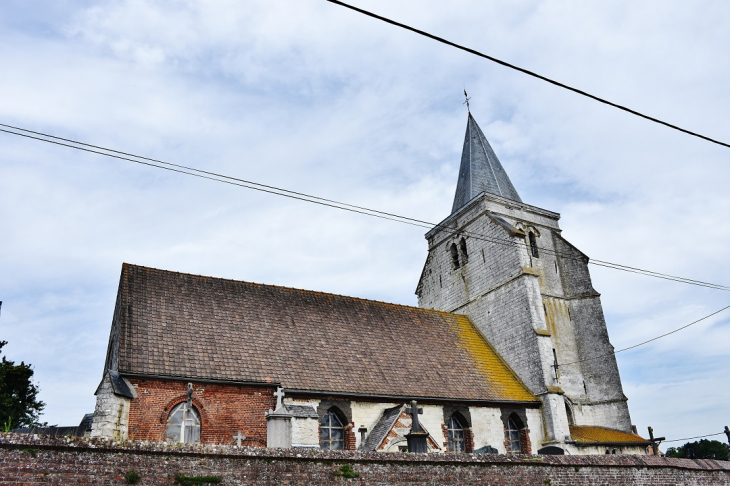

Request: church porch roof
left=570, top=425, right=650, bottom=446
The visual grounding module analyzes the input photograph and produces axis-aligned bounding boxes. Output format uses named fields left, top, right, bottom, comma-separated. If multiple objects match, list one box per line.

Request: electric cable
left=4, top=124, right=730, bottom=375
left=0, top=123, right=680, bottom=274
left=0, top=124, right=707, bottom=282
left=663, top=432, right=726, bottom=444
left=2, top=123, right=729, bottom=293
left=325, top=0, right=730, bottom=150
left=560, top=304, right=730, bottom=367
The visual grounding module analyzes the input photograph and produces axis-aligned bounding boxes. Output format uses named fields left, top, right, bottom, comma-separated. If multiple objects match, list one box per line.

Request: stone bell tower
left=416, top=112, right=633, bottom=448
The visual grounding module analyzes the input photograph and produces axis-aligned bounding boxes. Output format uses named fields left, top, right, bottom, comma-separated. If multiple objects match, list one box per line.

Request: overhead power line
left=663, top=432, right=726, bottom=444
left=2, top=122, right=729, bottom=293
left=325, top=0, right=730, bottom=150
left=560, top=305, right=730, bottom=368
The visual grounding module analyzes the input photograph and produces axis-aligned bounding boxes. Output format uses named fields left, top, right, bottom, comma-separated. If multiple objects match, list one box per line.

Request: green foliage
left=20, top=447, right=38, bottom=458
left=665, top=439, right=729, bottom=460
left=124, top=469, right=141, bottom=484
left=332, top=463, right=360, bottom=479
left=173, top=474, right=222, bottom=485
left=0, top=341, right=46, bottom=428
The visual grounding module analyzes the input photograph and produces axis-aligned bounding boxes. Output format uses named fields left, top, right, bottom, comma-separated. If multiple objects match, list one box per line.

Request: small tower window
left=528, top=232, right=539, bottom=258
left=459, top=238, right=469, bottom=264
left=166, top=402, right=201, bottom=444
left=450, top=243, right=460, bottom=269
left=447, top=414, right=466, bottom=452
left=320, top=409, right=345, bottom=450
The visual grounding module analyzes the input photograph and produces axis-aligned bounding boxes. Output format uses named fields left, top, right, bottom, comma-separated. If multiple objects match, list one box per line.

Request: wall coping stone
left=2, top=433, right=728, bottom=473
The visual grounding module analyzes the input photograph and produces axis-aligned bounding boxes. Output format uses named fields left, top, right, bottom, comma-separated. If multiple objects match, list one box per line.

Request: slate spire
left=451, top=113, right=522, bottom=214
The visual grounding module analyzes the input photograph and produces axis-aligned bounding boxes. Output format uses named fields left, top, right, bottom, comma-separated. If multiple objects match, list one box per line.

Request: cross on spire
left=463, top=89, right=471, bottom=113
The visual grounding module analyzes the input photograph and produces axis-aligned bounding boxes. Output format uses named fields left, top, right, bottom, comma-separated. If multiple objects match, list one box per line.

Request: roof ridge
left=121, top=262, right=463, bottom=318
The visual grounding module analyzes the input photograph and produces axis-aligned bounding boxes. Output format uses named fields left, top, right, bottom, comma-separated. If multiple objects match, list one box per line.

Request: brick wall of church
left=126, top=378, right=276, bottom=446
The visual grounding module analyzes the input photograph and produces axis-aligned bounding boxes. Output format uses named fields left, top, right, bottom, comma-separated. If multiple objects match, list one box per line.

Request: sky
left=1, top=0, right=728, bottom=447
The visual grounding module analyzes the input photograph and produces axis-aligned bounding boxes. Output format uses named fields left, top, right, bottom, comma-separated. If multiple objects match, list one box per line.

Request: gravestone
left=266, top=387, right=293, bottom=448
left=232, top=431, right=246, bottom=447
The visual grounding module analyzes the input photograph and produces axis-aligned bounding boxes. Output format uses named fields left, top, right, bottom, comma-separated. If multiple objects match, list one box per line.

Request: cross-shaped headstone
left=408, top=400, right=423, bottom=433
left=232, top=431, right=246, bottom=447
left=274, top=387, right=285, bottom=410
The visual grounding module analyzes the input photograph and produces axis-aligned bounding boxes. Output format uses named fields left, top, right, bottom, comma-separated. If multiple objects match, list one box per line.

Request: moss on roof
left=111, top=263, right=538, bottom=404
left=570, top=425, right=650, bottom=445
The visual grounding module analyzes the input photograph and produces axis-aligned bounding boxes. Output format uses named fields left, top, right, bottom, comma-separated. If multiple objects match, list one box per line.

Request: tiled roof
left=112, top=264, right=537, bottom=403
left=570, top=425, right=650, bottom=445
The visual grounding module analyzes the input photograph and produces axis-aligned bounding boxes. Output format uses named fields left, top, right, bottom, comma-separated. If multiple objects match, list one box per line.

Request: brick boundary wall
left=1, top=433, right=729, bottom=485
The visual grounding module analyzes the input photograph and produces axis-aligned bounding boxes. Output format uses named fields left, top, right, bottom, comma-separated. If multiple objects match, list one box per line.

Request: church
left=90, top=112, right=650, bottom=455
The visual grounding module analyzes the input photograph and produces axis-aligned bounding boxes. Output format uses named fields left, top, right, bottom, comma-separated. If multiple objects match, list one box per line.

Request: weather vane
left=463, top=89, right=471, bottom=113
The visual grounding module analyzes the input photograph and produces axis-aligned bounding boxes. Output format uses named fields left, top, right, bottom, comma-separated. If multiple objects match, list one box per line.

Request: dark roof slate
left=285, top=405, right=318, bottom=419
left=78, top=413, right=94, bottom=432
left=109, top=370, right=135, bottom=399
left=452, top=113, right=522, bottom=214
left=111, top=264, right=536, bottom=403
left=361, top=405, right=404, bottom=451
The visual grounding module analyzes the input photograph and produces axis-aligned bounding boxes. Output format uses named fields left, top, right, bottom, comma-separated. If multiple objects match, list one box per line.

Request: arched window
left=505, top=414, right=524, bottom=454
left=528, top=232, right=539, bottom=258
left=447, top=414, right=465, bottom=452
left=166, top=403, right=201, bottom=444
left=459, top=238, right=469, bottom=264
left=320, top=409, right=345, bottom=450
left=450, top=243, right=460, bottom=269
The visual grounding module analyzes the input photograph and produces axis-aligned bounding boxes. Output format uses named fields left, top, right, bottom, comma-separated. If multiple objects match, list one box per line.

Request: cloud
left=0, top=0, right=728, bottom=445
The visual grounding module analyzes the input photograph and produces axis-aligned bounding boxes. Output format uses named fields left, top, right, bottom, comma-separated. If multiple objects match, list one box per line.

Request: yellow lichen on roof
left=570, top=425, right=649, bottom=444
left=452, top=314, right=537, bottom=402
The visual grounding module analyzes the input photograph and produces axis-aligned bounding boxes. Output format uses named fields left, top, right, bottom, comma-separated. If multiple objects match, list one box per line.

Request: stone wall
left=1, top=434, right=728, bottom=486
left=417, top=192, right=636, bottom=447
left=90, top=373, right=131, bottom=439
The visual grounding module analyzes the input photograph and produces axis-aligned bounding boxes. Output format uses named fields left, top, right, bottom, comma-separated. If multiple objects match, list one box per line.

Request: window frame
left=528, top=231, right=539, bottom=258
left=459, top=238, right=469, bottom=264
left=165, top=402, right=201, bottom=444
left=447, top=414, right=466, bottom=452
left=320, top=408, right=345, bottom=450
left=505, top=415, right=522, bottom=454
left=450, top=242, right=460, bottom=269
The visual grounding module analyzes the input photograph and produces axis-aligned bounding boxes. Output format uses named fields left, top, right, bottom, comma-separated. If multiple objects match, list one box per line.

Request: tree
left=665, top=439, right=729, bottom=460
left=0, top=340, right=45, bottom=430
